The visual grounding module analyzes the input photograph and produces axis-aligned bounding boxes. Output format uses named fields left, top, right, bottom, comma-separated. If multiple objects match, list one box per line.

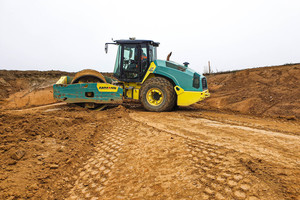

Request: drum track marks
left=65, top=111, right=297, bottom=199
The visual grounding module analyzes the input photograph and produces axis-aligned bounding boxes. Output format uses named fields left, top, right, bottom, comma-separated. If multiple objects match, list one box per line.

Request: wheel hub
left=153, top=92, right=161, bottom=100
left=146, top=88, right=163, bottom=106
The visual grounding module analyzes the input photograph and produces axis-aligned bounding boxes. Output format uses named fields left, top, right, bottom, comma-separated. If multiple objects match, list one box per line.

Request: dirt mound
left=198, top=64, right=300, bottom=119
left=0, top=70, right=75, bottom=99
left=0, top=70, right=75, bottom=109
left=1, top=86, right=56, bottom=109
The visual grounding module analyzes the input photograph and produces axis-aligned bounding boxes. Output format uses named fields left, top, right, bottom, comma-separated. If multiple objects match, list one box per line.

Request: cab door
left=114, top=44, right=149, bottom=82
left=121, top=44, right=140, bottom=81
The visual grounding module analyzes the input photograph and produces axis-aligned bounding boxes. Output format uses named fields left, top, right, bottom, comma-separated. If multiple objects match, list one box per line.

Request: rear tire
left=140, top=77, right=176, bottom=112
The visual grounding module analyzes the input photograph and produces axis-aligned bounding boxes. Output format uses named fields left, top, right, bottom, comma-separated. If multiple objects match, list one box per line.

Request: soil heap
left=198, top=64, right=300, bottom=119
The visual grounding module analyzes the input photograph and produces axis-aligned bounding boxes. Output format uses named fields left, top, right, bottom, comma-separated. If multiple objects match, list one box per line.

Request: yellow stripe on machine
left=174, top=86, right=210, bottom=106
left=142, top=62, right=156, bottom=83
left=56, top=76, right=69, bottom=84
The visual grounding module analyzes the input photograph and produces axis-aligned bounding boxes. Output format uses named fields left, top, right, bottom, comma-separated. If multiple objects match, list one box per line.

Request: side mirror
left=105, top=43, right=108, bottom=54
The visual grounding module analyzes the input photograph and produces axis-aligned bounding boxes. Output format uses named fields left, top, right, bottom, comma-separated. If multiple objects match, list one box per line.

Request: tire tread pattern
left=140, top=77, right=176, bottom=112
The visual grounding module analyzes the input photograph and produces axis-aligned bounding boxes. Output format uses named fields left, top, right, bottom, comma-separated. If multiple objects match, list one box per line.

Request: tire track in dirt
left=130, top=112, right=300, bottom=168
left=130, top=112, right=294, bottom=199
left=64, top=110, right=297, bottom=199
left=100, top=124, right=197, bottom=199
left=185, top=111, right=300, bottom=136
left=66, top=117, right=202, bottom=199
left=66, top=118, right=129, bottom=200
left=185, top=139, right=276, bottom=199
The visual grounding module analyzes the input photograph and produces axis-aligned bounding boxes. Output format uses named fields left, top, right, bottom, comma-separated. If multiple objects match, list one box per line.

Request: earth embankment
left=198, top=64, right=300, bottom=119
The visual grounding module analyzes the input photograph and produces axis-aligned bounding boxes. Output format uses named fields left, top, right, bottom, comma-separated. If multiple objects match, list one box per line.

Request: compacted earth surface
left=0, top=64, right=299, bottom=200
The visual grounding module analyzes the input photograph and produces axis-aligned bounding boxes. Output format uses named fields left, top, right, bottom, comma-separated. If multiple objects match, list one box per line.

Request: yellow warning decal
left=97, top=83, right=119, bottom=92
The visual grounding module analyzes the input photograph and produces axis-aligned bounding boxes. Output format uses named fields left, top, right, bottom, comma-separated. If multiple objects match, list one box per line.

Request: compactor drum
left=53, top=39, right=210, bottom=112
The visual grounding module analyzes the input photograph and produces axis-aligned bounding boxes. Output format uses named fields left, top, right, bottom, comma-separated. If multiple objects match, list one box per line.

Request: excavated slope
left=198, top=64, right=300, bottom=119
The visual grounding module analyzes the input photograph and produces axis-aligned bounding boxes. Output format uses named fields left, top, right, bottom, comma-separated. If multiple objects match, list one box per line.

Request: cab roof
left=114, top=39, right=160, bottom=47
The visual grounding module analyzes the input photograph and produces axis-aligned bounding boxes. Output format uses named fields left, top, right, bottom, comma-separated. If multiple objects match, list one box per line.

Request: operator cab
left=106, top=39, right=159, bottom=82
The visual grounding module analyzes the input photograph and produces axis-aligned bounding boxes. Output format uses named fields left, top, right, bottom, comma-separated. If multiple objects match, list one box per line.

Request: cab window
left=122, top=44, right=139, bottom=80
left=141, top=46, right=148, bottom=74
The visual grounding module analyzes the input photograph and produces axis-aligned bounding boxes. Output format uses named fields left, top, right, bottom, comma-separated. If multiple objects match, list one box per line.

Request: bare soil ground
left=198, top=64, right=300, bottom=119
left=0, top=65, right=299, bottom=200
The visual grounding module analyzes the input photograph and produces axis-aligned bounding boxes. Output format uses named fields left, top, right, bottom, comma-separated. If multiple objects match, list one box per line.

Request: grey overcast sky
left=0, top=0, right=299, bottom=73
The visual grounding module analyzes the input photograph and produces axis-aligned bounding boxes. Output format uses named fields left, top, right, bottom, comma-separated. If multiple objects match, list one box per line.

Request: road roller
left=53, top=38, right=210, bottom=112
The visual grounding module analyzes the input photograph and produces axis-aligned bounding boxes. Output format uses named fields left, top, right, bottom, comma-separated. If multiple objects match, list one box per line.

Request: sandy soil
left=198, top=64, right=300, bottom=119
left=0, top=66, right=299, bottom=199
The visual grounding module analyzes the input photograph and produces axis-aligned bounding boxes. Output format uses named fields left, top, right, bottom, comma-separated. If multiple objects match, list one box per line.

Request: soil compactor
left=53, top=39, right=210, bottom=112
